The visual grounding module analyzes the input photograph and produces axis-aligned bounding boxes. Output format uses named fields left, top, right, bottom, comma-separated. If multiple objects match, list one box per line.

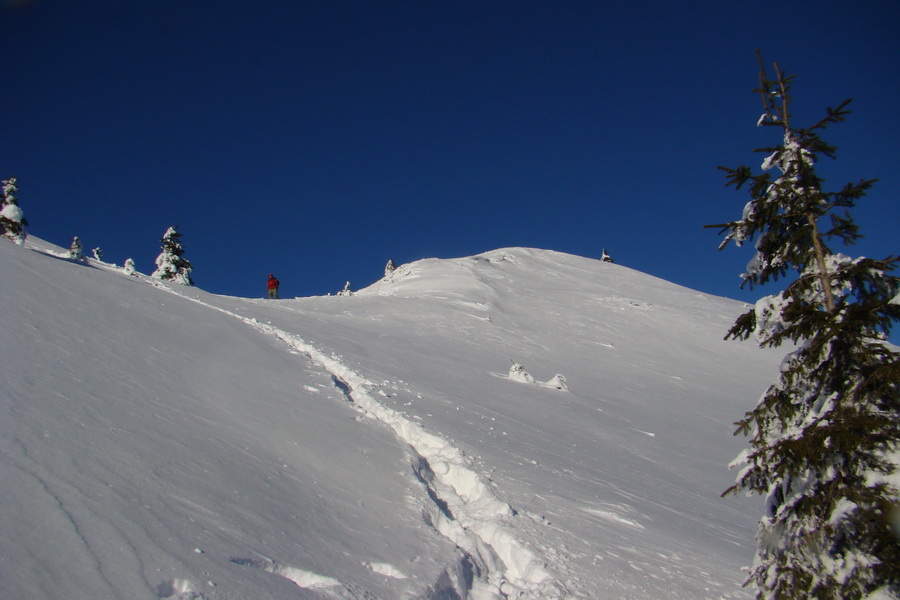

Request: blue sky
left=4, top=1, right=898, bottom=307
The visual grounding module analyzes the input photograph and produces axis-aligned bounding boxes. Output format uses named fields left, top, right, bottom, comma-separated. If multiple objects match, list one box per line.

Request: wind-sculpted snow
left=3, top=238, right=789, bottom=599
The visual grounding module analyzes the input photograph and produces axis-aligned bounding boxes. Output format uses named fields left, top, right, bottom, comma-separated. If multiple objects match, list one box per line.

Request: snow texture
left=2, top=238, right=791, bottom=599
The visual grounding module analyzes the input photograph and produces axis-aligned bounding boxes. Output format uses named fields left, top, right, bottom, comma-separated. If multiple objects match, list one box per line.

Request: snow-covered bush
left=67, top=236, right=83, bottom=260
left=600, top=249, right=614, bottom=263
left=711, top=54, right=900, bottom=600
left=152, top=226, right=193, bottom=285
left=92, top=247, right=103, bottom=261
left=123, top=258, right=137, bottom=276
left=508, top=363, right=568, bottom=391
left=337, top=281, right=353, bottom=296
left=508, top=362, right=535, bottom=384
left=1, top=177, right=27, bottom=244
left=544, top=374, right=567, bottom=391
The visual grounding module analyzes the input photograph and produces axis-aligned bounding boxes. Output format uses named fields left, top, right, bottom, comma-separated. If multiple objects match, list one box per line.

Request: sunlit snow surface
left=2, top=238, right=787, bottom=599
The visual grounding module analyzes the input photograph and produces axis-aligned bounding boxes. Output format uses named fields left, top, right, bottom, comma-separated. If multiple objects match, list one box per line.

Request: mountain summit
left=2, top=239, right=786, bottom=599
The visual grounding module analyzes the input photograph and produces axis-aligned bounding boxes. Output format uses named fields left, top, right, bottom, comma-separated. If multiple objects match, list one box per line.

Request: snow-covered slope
left=1, top=238, right=787, bottom=599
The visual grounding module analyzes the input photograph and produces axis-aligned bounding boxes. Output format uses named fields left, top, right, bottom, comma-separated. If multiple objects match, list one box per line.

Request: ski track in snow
left=152, top=281, right=562, bottom=599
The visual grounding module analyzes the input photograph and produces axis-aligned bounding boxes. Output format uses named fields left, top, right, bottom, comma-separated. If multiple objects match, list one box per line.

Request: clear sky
left=4, top=0, right=898, bottom=305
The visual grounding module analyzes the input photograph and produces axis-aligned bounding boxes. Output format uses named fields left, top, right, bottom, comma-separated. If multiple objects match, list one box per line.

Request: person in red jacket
left=267, top=273, right=280, bottom=299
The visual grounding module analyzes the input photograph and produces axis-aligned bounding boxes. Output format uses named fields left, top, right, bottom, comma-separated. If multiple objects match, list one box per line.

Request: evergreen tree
left=384, top=259, right=396, bottom=278
left=1, top=177, right=27, bottom=244
left=123, top=258, right=137, bottom=276
left=600, top=249, right=614, bottom=263
left=152, top=226, right=193, bottom=285
left=67, top=236, right=83, bottom=260
left=92, top=247, right=103, bottom=261
left=710, top=54, right=900, bottom=600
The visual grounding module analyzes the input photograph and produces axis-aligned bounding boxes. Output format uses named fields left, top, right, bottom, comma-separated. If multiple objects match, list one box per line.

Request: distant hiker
left=267, top=273, right=280, bottom=299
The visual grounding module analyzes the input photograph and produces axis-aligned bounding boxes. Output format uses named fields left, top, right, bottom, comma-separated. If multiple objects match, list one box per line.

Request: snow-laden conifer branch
left=712, top=54, right=900, bottom=600
left=1, top=176, right=27, bottom=244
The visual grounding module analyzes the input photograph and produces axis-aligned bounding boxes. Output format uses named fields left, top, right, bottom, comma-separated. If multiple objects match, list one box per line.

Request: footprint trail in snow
left=156, top=283, right=562, bottom=599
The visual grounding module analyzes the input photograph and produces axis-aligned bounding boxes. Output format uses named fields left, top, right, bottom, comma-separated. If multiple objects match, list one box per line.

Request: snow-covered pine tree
left=600, top=249, right=614, bottom=263
left=92, top=247, right=103, bottom=261
left=151, top=226, right=193, bottom=285
left=710, top=54, right=900, bottom=600
left=384, top=259, right=396, bottom=278
left=123, top=258, right=137, bottom=276
left=1, top=177, right=27, bottom=244
left=337, top=281, right=353, bottom=296
left=68, top=236, right=83, bottom=260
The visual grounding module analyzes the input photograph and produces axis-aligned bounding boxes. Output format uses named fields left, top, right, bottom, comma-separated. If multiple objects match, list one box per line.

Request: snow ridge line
left=154, top=285, right=556, bottom=598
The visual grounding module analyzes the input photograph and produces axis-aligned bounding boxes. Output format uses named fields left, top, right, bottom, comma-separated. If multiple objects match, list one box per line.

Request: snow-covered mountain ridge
left=2, top=238, right=787, bottom=599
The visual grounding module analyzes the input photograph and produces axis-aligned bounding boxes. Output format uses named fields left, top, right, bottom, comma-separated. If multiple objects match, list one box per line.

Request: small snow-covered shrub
left=152, top=226, right=193, bottom=285
left=1, top=177, right=27, bottom=244
left=68, top=236, right=83, bottom=260
left=508, top=362, right=535, bottom=384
